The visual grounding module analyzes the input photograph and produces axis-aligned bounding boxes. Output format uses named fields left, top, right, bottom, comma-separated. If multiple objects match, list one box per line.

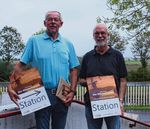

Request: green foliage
left=127, top=67, right=150, bottom=81
left=0, top=60, right=14, bottom=81
left=0, top=26, right=24, bottom=64
left=34, top=28, right=45, bottom=35
left=108, top=29, right=128, bottom=53
left=106, top=0, right=150, bottom=38
left=131, top=32, right=150, bottom=68
left=100, top=0, right=150, bottom=69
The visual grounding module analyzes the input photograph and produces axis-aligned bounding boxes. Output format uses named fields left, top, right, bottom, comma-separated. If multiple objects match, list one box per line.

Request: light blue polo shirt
left=20, top=32, right=79, bottom=89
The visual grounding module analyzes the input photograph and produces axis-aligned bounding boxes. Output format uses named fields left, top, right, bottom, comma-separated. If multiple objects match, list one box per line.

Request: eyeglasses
left=46, top=17, right=61, bottom=22
left=94, top=31, right=107, bottom=35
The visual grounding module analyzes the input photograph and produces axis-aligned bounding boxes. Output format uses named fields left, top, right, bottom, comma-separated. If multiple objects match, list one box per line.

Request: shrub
left=127, top=67, right=150, bottom=81
left=0, top=60, right=14, bottom=82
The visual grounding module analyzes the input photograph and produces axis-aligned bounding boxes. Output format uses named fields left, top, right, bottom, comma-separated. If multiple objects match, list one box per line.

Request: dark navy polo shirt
left=79, top=46, right=127, bottom=92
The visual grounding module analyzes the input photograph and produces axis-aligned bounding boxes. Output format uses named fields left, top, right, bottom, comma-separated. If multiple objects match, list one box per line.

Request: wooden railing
left=0, top=82, right=150, bottom=106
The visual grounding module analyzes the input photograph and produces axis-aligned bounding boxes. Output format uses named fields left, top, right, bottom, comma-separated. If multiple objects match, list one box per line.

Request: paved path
left=65, top=102, right=88, bottom=129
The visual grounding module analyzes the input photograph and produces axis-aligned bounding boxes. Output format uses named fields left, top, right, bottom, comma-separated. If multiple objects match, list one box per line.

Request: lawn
left=125, top=60, right=150, bottom=72
left=124, top=106, right=150, bottom=110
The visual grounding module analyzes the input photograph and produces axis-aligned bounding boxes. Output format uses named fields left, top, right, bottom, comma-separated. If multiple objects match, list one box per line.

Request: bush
left=127, top=67, right=150, bottom=81
left=0, top=60, right=14, bottom=82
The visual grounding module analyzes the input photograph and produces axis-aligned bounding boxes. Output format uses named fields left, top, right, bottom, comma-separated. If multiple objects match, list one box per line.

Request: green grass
left=125, top=60, right=150, bottom=72
left=124, top=106, right=150, bottom=110
left=125, top=60, right=141, bottom=65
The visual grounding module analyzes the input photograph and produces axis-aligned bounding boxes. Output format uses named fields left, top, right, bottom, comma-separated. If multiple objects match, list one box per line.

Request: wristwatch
left=70, top=87, right=77, bottom=95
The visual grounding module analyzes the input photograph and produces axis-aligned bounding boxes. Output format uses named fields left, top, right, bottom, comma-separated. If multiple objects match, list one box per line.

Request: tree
left=108, top=29, right=128, bottom=52
left=131, top=32, right=150, bottom=68
left=34, top=28, right=45, bottom=35
left=0, top=26, right=24, bottom=64
left=97, top=18, right=128, bottom=53
left=99, top=0, right=150, bottom=68
left=105, top=0, right=150, bottom=38
left=0, top=59, right=14, bottom=81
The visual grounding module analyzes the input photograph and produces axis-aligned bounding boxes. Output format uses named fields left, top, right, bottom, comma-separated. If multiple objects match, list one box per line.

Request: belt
left=49, top=88, right=57, bottom=94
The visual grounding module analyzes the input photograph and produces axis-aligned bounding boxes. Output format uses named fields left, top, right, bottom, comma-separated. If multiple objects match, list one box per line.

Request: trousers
left=35, top=89, right=68, bottom=129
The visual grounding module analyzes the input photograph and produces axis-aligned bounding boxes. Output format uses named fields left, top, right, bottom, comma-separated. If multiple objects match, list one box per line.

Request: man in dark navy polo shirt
left=79, top=23, right=127, bottom=129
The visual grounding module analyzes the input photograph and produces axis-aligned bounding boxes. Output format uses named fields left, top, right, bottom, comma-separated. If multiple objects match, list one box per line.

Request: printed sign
left=10, top=68, right=51, bottom=116
left=18, top=86, right=50, bottom=116
left=86, top=75, right=121, bottom=119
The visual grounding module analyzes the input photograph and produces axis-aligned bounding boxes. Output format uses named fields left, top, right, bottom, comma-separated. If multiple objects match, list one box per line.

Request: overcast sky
left=0, top=0, right=132, bottom=58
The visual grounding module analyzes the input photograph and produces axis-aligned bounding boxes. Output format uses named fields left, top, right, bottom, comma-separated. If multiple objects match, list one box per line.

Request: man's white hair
left=93, top=23, right=108, bottom=33
left=45, top=11, right=62, bottom=21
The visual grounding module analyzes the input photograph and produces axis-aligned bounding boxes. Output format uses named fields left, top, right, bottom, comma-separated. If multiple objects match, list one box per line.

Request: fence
left=75, top=82, right=150, bottom=106
left=0, top=82, right=8, bottom=93
left=0, top=82, right=150, bottom=106
left=125, top=82, right=150, bottom=106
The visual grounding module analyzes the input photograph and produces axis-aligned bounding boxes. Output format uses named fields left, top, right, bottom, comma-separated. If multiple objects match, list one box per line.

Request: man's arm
left=119, top=77, right=127, bottom=102
left=7, top=62, right=26, bottom=105
left=70, top=68, right=78, bottom=93
left=119, top=77, right=127, bottom=115
left=64, top=68, right=78, bottom=104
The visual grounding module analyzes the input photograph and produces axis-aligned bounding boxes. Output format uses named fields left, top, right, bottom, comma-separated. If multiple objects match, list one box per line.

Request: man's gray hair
left=45, top=11, right=62, bottom=21
left=93, top=23, right=108, bottom=33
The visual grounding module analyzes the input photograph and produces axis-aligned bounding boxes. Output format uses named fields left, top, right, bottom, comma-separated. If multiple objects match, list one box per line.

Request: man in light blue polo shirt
left=8, top=11, right=79, bottom=129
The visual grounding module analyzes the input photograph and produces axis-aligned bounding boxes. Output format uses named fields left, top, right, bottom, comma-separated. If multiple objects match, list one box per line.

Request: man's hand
left=79, top=78, right=87, bottom=87
left=7, top=83, right=20, bottom=106
left=120, top=100, right=124, bottom=116
left=63, top=92, right=75, bottom=106
left=7, top=62, right=26, bottom=106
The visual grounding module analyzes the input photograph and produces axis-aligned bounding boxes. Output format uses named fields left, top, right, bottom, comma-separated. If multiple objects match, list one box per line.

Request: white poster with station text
left=18, top=87, right=50, bottom=116
left=87, top=75, right=121, bottom=119
left=91, top=98, right=121, bottom=119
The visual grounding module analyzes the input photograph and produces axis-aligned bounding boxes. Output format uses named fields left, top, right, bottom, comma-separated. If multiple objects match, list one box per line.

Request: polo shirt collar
left=93, top=45, right=113, bottom=55
left=43, top=32, right=62, bottom=42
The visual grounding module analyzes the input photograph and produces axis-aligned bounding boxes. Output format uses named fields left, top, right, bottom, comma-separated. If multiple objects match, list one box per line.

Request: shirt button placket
left=52, top=43, right=56, bottom=53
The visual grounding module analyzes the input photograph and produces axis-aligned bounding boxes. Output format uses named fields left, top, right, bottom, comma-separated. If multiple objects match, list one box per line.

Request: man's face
left=93, top=27, right=109, bottom=47
left=44, top=12, right=63, bottom=34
